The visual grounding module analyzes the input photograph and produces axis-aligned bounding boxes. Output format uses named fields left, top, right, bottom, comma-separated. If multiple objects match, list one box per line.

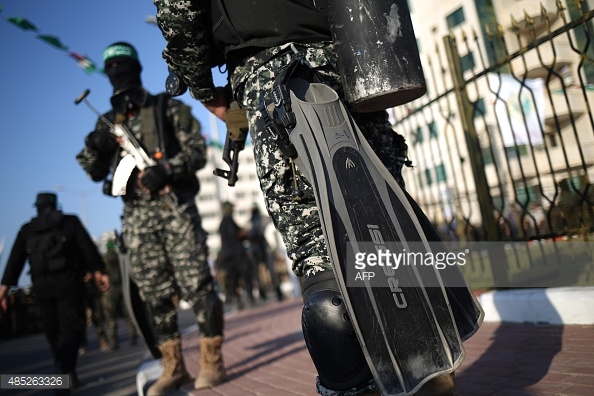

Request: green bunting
left=37, top=34, right=68, bottom=51
left=7, top=16, right=38, bottom=31
left=4, top=10, right=103, bottom=75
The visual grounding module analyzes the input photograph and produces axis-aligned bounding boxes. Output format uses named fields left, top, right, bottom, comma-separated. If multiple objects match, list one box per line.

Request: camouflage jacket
left=102, top=249, right=122, bottom=286
left=153, top=0, right=330, bottom=102
left=76, top=92, right=207, bottom=201
left=153, top=0, right=216, bottom=102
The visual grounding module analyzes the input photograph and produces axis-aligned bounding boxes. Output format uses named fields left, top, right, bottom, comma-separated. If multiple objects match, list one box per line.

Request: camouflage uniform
left=77, top=95, right=223, bottom=345
left=82, top=279, right=108, bottom=348
left=154, top=3, right=409, bottom=278
left=231, top=43, right=408, bottom=277
left=101, top=245, right=138, bottom=347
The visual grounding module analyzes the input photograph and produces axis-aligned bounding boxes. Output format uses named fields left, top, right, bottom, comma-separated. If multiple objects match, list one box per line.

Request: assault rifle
left=166, top=70, right=247, bottom=187
left=213, top=101, right=248, bottom=187
left=74, top=89, right=181, bottom=216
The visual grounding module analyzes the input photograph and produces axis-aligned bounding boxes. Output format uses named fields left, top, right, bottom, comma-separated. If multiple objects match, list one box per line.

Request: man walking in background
left=248, top=205, right=283, bottom=301
left=80, top=270, right=110, bottom=354
left=0, top=192, right=110, bottom=394
left=218, top=201, right=252, bottom=309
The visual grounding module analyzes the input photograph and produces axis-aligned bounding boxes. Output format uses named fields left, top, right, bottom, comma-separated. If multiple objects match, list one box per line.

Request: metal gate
left=392, top=2, right=594, bottom=288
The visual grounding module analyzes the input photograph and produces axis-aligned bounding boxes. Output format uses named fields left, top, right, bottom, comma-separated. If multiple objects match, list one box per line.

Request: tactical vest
left=111, top=93, right=200, bottom=200
left=209, top=0, right=332, bottom=66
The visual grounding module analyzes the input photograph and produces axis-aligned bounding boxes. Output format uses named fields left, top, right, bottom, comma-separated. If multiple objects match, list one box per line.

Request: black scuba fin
left=279, top=77, right=483, bottom=395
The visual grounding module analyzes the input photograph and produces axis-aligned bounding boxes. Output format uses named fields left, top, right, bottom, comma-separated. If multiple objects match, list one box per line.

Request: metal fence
left=392, top=1, right=594, bottom=288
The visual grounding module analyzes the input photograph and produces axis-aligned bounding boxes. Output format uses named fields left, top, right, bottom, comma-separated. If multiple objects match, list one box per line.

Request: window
left=460, top=52, right=475, bottom=72
left=436, top=164, right=447, bottom=182
left=567, top=1, right=594, bottom=84
left=515, top=185, right=537, bottom=206
left=472, top=98, right=486, bottom=118
left=425, top=169, right=433, bottom=186
left=446, top=7, right=465, bottom=29
left=474, top=0, right=505, bottom=68
left=429, top=122, right=438, bottom=139
left=482, top=147, right=494, bottom=165
left=202, top=211, right=217, bottom=219
left=505, top=144, right=528, bottom=159
left=412, top=126, right=424, bottom=146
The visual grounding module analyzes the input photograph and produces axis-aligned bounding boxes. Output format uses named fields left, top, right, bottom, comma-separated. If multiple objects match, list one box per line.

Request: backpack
left=27, top=212, right=68, bottom=276
left=209, top=0, right=331, bottom=66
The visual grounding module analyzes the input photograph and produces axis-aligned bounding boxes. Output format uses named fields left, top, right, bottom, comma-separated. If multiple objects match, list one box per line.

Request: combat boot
left=416, top=372, right=458, bottom=396
left=146, top=338, right=192, bottom=396
left=194, top=336, right=228, bottom=389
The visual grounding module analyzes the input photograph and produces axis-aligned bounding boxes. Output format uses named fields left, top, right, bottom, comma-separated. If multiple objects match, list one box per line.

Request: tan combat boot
left=416, top=372, right=458, bottom=396
left=194, top=335, right=228, bottom=389
left=147, top=338, right=192, bottom=396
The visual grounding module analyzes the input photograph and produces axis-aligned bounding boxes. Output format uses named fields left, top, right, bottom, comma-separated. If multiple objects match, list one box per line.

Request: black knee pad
left=301, top=271, right=373, bottom=392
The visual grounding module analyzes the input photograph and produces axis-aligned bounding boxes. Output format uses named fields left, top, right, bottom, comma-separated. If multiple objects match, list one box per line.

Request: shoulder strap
left=258, top=53, right=327, bottom=163
left=271, top=53, right=324, bottom=130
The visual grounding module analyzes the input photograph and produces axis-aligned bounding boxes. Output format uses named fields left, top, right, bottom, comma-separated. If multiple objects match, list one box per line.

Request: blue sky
left=0, top=0, right=228, bottom=286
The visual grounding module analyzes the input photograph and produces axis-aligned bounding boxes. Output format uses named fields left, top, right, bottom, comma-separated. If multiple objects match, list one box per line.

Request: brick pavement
left=167, top=298, right=594, bottom=396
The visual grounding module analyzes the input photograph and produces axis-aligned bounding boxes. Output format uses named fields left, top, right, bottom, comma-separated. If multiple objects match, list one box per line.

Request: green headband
left=103, top=44, right=139, bottom=62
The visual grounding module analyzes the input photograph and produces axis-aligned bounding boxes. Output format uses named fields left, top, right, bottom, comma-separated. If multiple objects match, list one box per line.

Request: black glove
left=139, top=164, right=170, bottom=193
left=85, top=130, right=118, bottom=156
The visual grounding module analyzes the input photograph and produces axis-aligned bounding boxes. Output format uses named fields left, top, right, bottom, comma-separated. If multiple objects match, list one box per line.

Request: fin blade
left=286, top=79, right=482, bottom=395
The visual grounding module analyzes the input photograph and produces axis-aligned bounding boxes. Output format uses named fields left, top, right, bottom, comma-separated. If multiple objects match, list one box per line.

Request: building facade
left=396, top=0, right=594, bottom=241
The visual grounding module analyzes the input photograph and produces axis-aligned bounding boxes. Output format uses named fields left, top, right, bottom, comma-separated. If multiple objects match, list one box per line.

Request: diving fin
left=281, top=78, right=483, bottom=395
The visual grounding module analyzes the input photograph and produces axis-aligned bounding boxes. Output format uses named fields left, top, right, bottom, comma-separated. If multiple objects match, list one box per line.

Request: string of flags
left=2, top=5, right=104, bottom=76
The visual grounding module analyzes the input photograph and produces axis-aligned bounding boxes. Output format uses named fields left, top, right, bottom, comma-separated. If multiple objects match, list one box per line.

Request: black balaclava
left=103, top=42, right=147, bottom=113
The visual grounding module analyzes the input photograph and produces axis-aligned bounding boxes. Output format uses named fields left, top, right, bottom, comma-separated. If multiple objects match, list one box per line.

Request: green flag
left=7, top=16, right=38, bottom=31
left=37, top=34, right=68, bottom=51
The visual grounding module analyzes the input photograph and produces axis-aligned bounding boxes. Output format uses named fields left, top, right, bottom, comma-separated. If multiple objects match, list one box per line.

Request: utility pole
left=54, top=185, right=95, bottom=228
left=443, top=34, right=509, bottom=288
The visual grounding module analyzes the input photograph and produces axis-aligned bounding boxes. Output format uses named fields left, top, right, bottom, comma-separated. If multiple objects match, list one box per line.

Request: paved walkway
left=139, top=297, right=594, bottom=396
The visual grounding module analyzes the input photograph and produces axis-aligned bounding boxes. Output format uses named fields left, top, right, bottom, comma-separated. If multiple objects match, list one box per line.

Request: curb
left=478, top=286, right=594, bottom=325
